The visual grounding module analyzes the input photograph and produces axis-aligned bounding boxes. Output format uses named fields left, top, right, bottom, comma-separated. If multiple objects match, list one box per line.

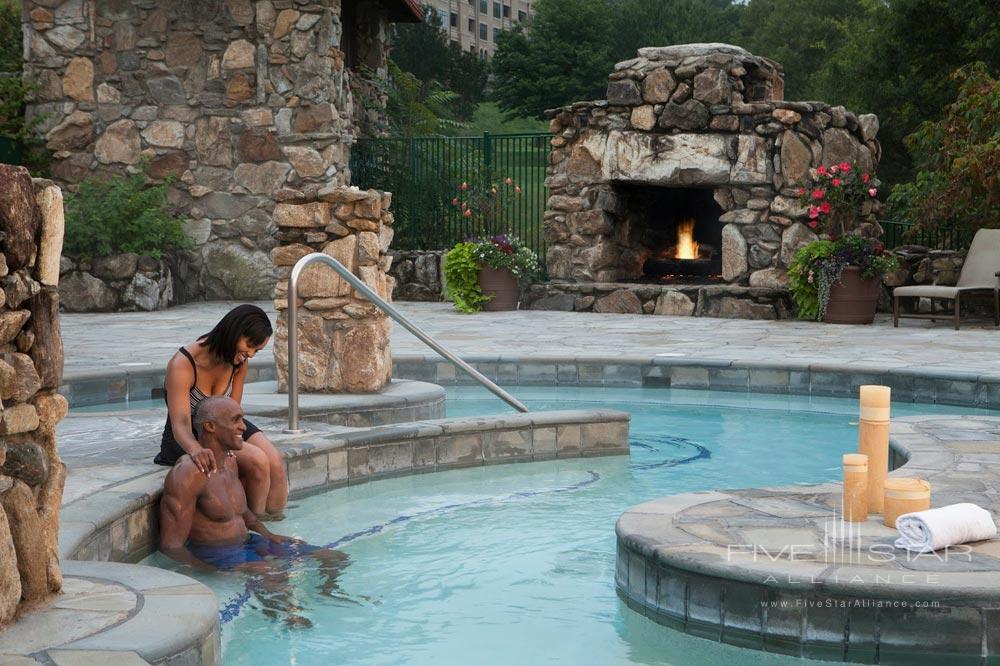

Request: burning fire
left=674, top=218, right=699, bottom=259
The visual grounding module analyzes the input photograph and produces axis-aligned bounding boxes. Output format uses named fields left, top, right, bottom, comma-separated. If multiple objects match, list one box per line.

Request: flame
left=674, top=218, right=699, bottom=259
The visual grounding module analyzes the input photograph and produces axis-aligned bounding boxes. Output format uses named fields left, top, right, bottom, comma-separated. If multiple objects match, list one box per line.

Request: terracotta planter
left=478, top=266, right=519, bottom=311
left=823, top=265, right=880, bottom=325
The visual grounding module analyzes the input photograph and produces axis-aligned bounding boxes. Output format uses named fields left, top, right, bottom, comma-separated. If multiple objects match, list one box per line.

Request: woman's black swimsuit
left=154, top=347, right=261, bottom=466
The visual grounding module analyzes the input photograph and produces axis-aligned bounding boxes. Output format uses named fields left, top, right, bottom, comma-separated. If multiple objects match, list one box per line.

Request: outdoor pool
left=143, top=387, right=984, bottom=665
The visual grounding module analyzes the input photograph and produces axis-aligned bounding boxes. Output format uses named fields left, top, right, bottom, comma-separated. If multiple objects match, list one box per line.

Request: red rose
left=817, top=166, right=828, bottom=176
left=837, top=162, right=851, bottom=172
left=808, top=220, right=818, bottom=229
left=811, top=189, right=825, bottom=200
left=831, top=178, right=842, bottom=187
left=862, top=173, right=870, bottom=183
left=808, top=206, right=820, bottom=219
left=819, top=202, right=831, bottom=213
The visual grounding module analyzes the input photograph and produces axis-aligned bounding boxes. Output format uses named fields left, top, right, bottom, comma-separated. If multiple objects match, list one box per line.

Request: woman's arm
left=229, top=361, right=250, bottom=404
left=165, top=353, right=217, bottom=475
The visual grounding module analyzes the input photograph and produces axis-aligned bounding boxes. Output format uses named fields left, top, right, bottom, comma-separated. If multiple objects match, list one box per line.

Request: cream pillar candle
left=883, top=478, right=931, bottom=528
left=858, top=385, right=891, bottom=512
left=842, top=453, right=869, bottom=522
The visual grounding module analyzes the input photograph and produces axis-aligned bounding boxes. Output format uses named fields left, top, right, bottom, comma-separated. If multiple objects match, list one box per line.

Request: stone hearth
left=531, top=43, right=882, bottom=319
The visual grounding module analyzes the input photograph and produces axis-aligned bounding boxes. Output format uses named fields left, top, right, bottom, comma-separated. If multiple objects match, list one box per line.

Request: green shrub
left=443, top=242, right=490, bottom=313
left=64, top=167, right=189, bottom=259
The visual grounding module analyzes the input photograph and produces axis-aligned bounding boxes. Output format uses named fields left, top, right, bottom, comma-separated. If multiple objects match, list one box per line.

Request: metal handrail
left=284, top=252, right=528, bottom=433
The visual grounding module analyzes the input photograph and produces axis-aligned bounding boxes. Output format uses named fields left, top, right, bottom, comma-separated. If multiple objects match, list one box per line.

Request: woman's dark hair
left=199, top=304, right=273, bottom=365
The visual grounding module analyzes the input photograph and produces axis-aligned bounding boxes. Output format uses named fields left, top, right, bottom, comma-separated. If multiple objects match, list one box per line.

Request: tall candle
left=842, top=453, right=869, bottom=522
left=858, top=385, right=891, bottom=512
left=883, top=478, right=931, bottom=528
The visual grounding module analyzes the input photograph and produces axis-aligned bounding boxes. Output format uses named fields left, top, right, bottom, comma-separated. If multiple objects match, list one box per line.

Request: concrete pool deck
left=3, top=301, right=998, bottom=664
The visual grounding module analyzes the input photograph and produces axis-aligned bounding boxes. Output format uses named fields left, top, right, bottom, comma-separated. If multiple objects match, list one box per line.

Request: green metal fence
left=881, top=220, right=974, bottom=250
left=350, top=132, right=550, bottom=253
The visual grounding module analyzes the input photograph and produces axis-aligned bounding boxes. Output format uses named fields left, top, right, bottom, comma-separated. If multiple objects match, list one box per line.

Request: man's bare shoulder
left=163, top=456, right=209, bottom=497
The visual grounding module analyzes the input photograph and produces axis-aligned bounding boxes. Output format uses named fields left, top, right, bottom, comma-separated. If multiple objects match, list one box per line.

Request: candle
left=858, top=385, right=891, bottom=512
left=842, top=453, right=869, bottom=522
left=883, top=478, right=931, bottom=528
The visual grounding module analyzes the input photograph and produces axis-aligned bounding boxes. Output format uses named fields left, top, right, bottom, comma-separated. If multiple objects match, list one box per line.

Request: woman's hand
left=189, top=446, right=218, bottom=476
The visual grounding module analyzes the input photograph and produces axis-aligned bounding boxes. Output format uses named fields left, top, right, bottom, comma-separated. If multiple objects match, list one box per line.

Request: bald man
left=159, top=396, right=347, bottom=580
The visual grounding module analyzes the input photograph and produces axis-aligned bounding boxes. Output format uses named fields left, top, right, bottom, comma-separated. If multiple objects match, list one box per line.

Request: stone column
left=0, top=164, right=68, bottom=627
left=272, top=186, right=395, bottom=393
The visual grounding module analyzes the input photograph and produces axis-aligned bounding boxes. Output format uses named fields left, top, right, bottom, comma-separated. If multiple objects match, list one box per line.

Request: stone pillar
left=0, top=164, right=68, bottom=627
left=272, top=186, right=395, bottom=393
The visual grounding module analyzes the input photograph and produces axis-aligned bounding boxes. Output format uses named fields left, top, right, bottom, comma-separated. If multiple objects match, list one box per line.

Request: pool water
left=143, top=387, right=983, bottom=665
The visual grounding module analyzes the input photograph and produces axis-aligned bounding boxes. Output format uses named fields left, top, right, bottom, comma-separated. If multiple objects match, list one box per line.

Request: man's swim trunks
left=188, top=533, right=321, bottom=570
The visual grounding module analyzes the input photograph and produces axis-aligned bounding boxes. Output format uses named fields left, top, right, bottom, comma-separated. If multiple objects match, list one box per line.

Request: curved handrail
left=285, top=252, right=529, bottom=433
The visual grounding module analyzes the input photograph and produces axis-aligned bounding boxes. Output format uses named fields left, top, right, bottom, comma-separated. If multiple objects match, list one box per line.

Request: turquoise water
left=143, top=387, right=984, bottom=665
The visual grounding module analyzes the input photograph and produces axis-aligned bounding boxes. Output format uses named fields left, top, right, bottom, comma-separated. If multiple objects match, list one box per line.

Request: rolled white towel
left=894, top=503, right=998, bottom=553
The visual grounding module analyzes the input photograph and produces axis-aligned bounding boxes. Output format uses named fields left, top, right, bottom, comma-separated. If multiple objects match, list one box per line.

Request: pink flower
left=504, top=177, right=513, bottom=185
left=451, top=197, right=459, bottom=206
left=817, top=166, right=828, bottom=176
left=819, top=202, right=831, bottom=214
left=831, top=178, right=842, bottom=187
left=514, top=186, right=522, bottom=194
left=807, top=220, right=819, bottom=229
left=463, top=208, right=472, bottom=218
left=829, top=165, right=839, bottom=174
left=868, top=187, right=878, bottom=197
left=796, top=187, right=806, bottom=196
left=837, top=162, right=851, bottom=172
left=811, top=189, right=825, bottom=200
left=862, top=173, right=870, bottom=183
left=808, top=206, right=820, bottom=219
left=460, top=182, right=468, bottom=191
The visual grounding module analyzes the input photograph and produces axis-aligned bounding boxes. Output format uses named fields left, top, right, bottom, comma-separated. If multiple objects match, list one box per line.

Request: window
left=479, top=0, right=487, bottom=12
left=479, top=22, right=487, bottom=39
left=450, top=11, right=458, bottom=27
left=493, top=1, right=501, bottom=18
left=503, top=4, right=510, bottom=18
left=517, top=9, right=526, bottom=21
left=467, top=17, right=474, bottom=31
left=493, top=27, right=500, bottom=42
left=436, top=8, right=448, bottom=26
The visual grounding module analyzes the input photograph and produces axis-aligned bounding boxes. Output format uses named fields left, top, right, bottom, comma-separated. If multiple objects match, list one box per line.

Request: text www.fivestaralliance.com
left=761, top=599, right=940, bottom=609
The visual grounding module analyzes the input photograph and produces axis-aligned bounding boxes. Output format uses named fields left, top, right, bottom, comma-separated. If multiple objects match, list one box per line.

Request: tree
left=737, top=0, right=869, bottom=102
left=886, top=63, right=1000, bottom=237
left=492, top=0, right=614, bottom=119
left=609, top=0, right=740, bottom=62
left=391, top=6, right=489, bottom=119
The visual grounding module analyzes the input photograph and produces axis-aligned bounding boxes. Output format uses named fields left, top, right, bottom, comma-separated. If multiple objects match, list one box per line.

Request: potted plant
left=788, top=235, right=899, bottom=324
left=442, top=174, right=540, bottom=312
left=444, top=233, right=541, bottom=312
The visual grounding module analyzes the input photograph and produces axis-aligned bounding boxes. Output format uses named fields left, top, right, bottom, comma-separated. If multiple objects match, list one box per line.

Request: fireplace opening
left=613, top=184, right=724, bottom=281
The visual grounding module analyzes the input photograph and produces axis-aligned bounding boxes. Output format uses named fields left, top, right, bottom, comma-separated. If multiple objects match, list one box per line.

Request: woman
left=154, top=304, right=288, bottom=518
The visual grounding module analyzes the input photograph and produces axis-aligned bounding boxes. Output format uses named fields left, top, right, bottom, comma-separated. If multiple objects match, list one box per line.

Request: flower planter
left=478, top=266, right=519, bottom=311
left=823, top=265, right=880, bottom=325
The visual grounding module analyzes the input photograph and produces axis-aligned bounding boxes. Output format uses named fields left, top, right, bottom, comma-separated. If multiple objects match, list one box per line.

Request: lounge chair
left=893, top=228, right=1000, bottom=330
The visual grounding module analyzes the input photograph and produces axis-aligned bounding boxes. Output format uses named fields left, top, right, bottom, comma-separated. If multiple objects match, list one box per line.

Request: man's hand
left=189, top=446, right=218, bottom=476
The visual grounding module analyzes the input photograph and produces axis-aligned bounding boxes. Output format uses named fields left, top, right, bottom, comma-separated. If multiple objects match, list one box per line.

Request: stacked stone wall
left=272, top=185, right=395, bottom=393
left=388, top=250, right=444, bottom=301
left=541, top=44, right=881, bottom=318
left=0, top=164, right=68, bottom=626
left=58, top=253, right=173, bottom=311
left=23, top=0, right=395, bottom=305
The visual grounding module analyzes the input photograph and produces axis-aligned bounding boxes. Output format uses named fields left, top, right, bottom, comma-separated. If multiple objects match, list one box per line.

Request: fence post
left=483, top=131, right=492, bottom=171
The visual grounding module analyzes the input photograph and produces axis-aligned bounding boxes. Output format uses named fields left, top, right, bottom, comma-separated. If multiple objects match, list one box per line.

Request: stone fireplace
left=526, top=43, right=882, bottom=319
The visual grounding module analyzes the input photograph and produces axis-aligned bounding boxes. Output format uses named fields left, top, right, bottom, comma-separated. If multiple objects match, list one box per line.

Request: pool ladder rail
left=284, top=252, right=529, bottom=434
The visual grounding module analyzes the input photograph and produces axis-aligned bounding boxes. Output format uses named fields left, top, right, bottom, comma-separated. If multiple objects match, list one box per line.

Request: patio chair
left=893, top=228, right=1000, bottom=330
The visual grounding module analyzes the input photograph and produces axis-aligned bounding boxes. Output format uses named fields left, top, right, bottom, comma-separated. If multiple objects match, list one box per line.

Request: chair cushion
left=894, top=285, right=960, bottom=298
